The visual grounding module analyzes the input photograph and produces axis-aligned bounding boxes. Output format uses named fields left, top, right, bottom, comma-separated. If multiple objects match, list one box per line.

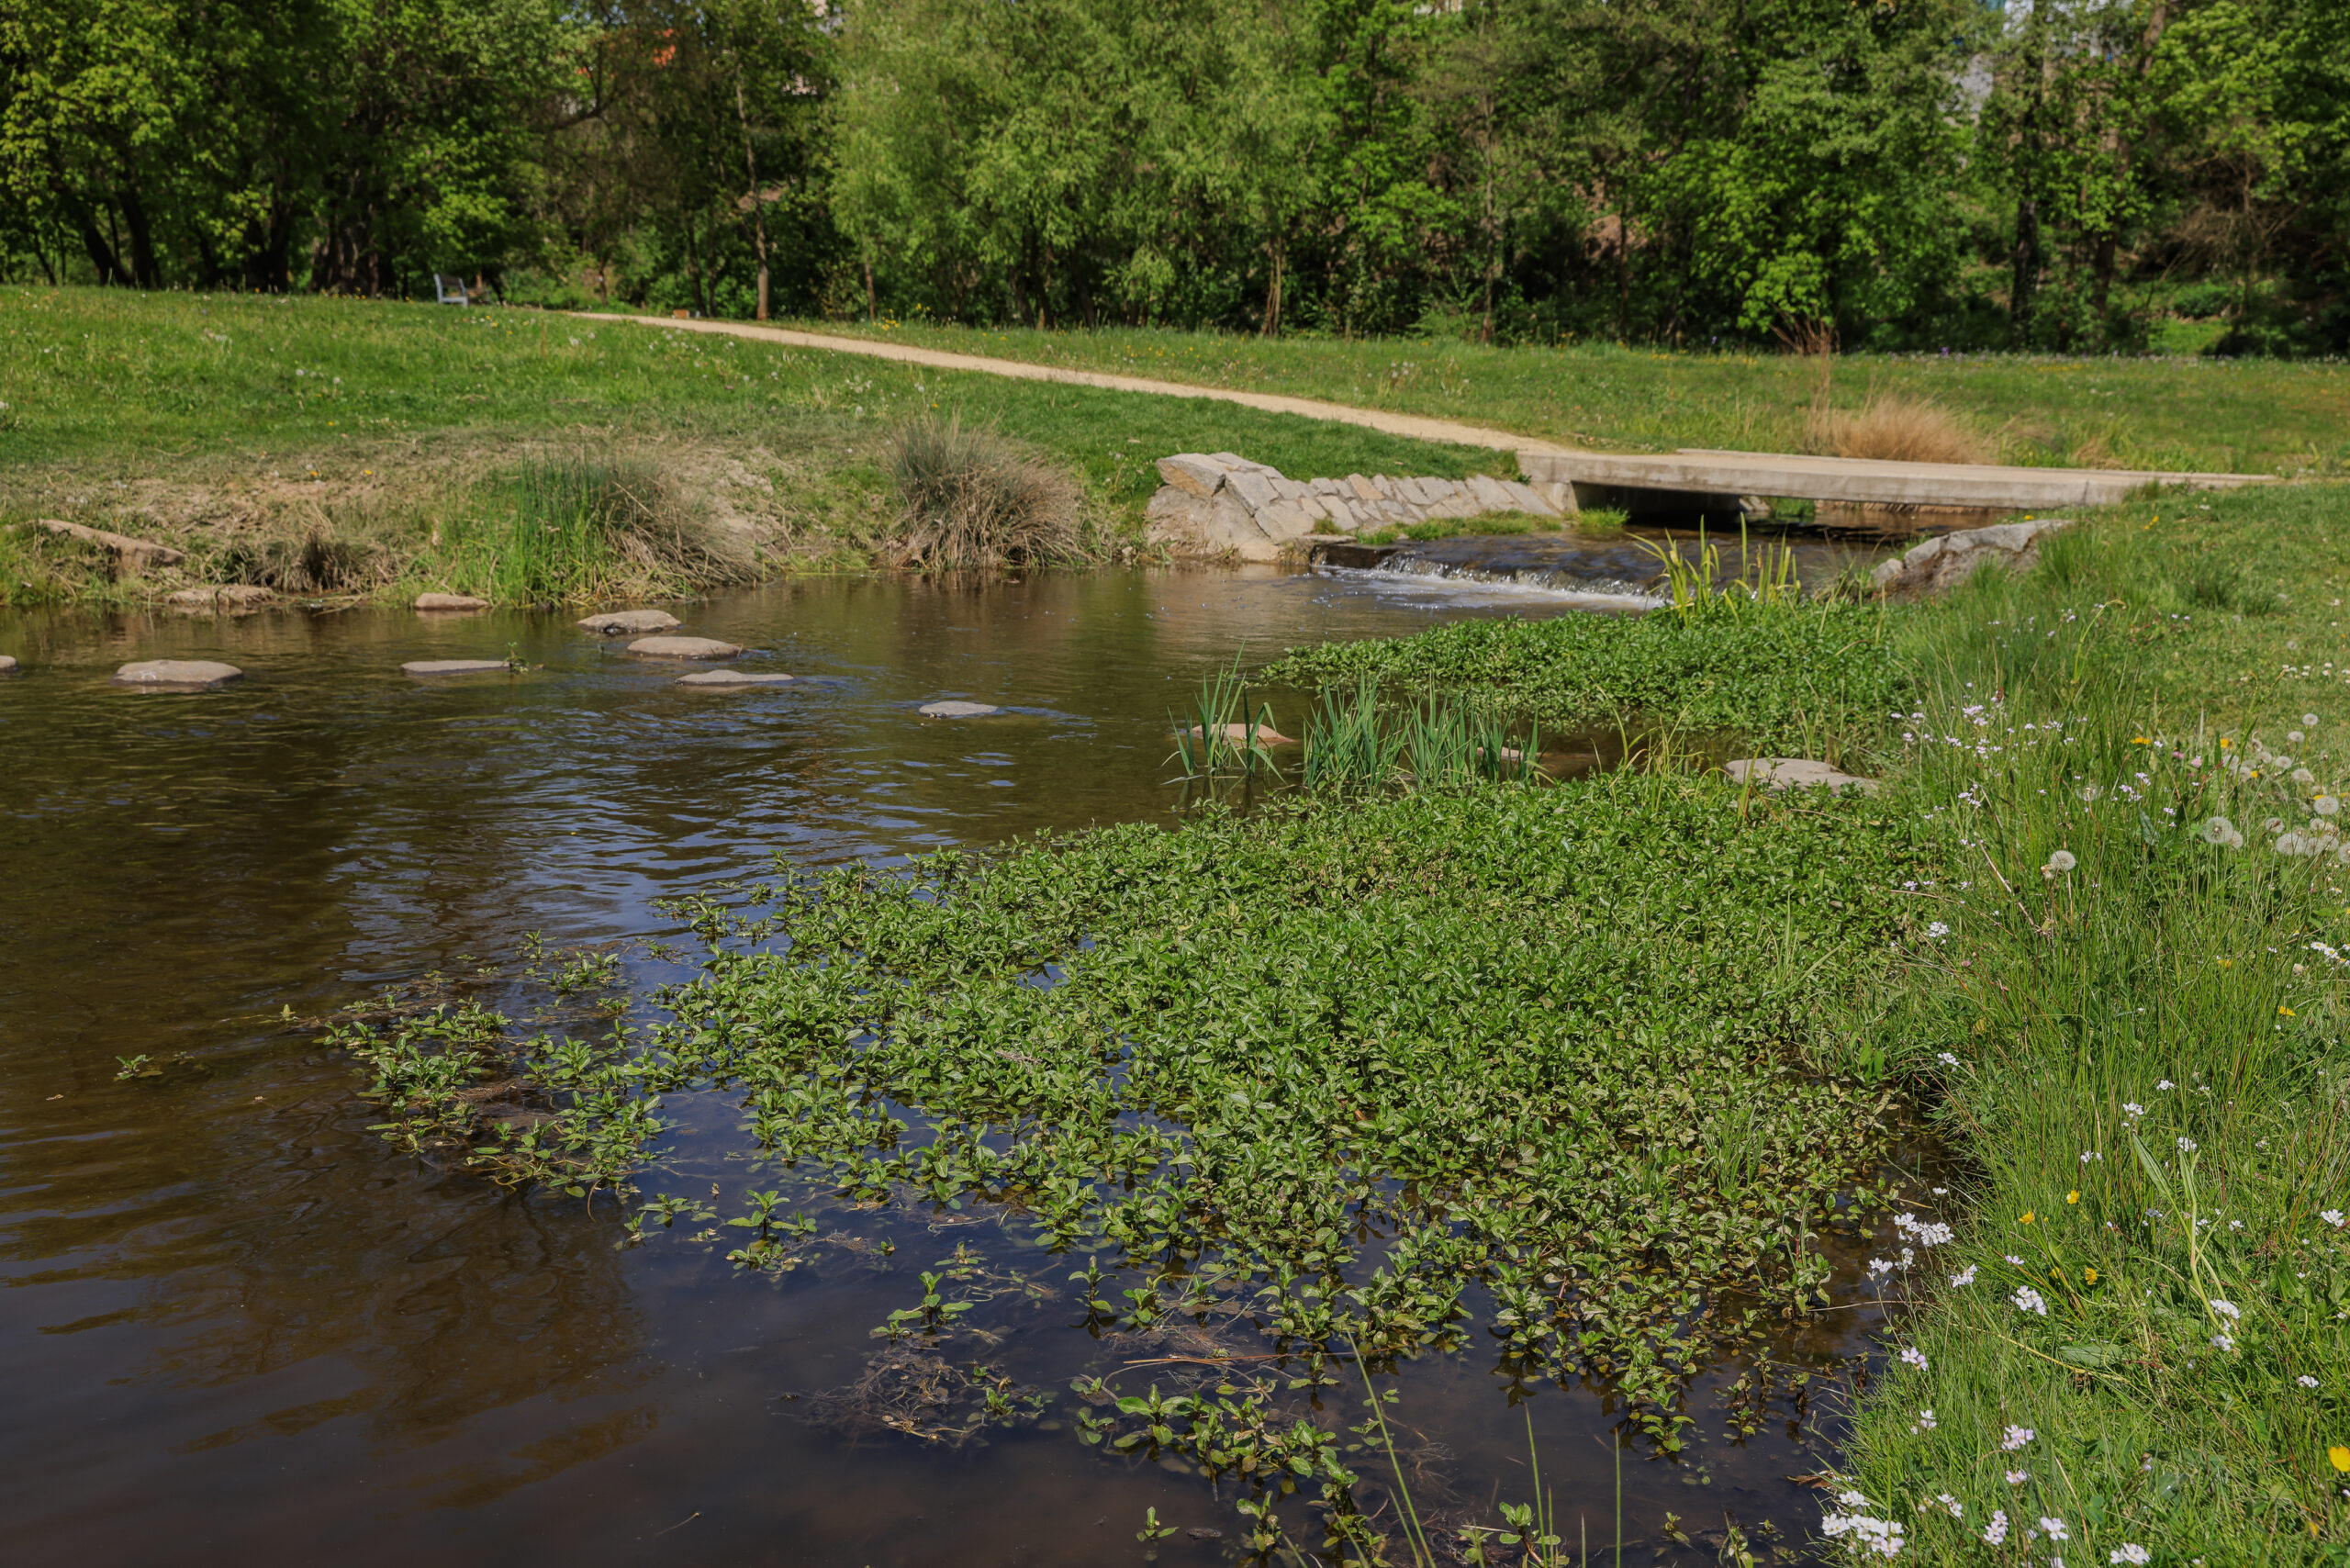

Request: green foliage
left=1266, top=593, right=1904, bottom=756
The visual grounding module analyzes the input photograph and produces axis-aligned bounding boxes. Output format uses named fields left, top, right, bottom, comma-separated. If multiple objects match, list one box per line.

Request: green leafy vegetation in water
left=329, top=768, right=1928, bottom=1550
left=1267, top=593, right=1904, bottom=758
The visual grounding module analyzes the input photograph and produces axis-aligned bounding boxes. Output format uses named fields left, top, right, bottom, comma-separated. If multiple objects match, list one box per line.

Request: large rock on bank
left=1872, top=519, right=2070, bottom=597
left=169, top=585, right=274, bottom=612
left=1144, top=453, right=1573, bottom=561
left=1725, top=757, right=1879, bottom=795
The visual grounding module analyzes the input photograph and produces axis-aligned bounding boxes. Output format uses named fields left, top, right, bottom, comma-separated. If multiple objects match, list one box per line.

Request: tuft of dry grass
left=1809, top=395, right=1993, bottom=465
left=879, top=415, right=1084, bottom=571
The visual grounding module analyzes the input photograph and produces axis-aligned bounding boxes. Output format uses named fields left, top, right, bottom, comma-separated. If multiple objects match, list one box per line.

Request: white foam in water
left=1315, top=560, right=1665, bottom=611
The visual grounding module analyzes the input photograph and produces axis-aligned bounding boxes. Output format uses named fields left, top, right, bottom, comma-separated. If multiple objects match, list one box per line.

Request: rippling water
left=0, top=561, right=1905, bottom=1564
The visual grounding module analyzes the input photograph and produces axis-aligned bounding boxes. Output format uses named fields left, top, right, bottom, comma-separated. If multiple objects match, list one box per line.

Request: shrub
left=1810, top=395, right=1992, bottom=465
left=880, top=415, right=1083, bottom=570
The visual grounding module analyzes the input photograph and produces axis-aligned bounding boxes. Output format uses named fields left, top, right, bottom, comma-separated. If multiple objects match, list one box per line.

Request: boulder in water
left=0, top=654, right=17, bottom=676
left=625, top=635, right=742, bottom=659
left=1725, top=757, right=1878, bottom=795
left=920, top=700, right=1002, bottom=718
left=582, top=610, right=682, bottom=634
left=677, top=670, right=794, bottom=688
left=402, top=659, right=510, bottom=677
left=113, top=659, right=244, bottom=690
left=414, top=592, right=490, bottom=611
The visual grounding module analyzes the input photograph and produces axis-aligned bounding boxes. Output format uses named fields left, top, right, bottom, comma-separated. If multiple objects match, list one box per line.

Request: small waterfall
left=1334, top=552, right=1664, bottom=606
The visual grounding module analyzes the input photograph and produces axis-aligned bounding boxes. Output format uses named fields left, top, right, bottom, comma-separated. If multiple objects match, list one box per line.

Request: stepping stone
left=169, top=585, right=273, bottom=611
left=625, top=635, right=742, bottom=659
left=0, top=655, right=17, bottom=676
left=402, top=659, right=510, bottom=677
left=1184, top=722, right=1297, bottom=745
left=113, top=659, right=244, bottom=690
left=581, top=610, right=681, bottom=634
left=677, top=670, right=794, bottom=688
left=414, top=592, right=490, bottom=611
left=921, top=700, right=1002, bottom=718
left=1725, top=757, right=1878, bottom=795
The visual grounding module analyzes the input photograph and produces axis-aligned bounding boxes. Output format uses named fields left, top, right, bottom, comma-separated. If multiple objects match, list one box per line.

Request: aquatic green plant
left=1167, top=658, right=1281, bottom=780
left=1267, top=592, right=1901, bottom=757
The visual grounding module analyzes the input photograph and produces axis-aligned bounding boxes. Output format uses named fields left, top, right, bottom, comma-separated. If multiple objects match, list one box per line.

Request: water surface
left=0, top=560, right=1908, bottom=1563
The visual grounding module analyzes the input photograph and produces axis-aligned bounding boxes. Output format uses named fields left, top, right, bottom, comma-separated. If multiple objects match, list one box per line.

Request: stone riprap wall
left=1146, top=453, right=1578, bottom=562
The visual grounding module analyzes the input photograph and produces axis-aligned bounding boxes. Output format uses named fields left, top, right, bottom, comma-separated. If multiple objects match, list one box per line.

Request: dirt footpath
left=571, top=312, right=1571, bottom=456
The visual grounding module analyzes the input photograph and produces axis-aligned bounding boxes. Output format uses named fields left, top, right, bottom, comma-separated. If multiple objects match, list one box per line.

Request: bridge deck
left=1518, top=448, right=2273, bottom=510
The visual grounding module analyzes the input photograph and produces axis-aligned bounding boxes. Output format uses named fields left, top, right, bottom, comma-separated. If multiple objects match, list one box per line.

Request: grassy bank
left=789, top=318, right=2350, bottom=478
left=0, top=287, right=1506, bottom=606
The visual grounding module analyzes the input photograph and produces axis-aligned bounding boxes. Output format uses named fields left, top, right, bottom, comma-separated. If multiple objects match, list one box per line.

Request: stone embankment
left=1146, top=453, right=1573, bottom=563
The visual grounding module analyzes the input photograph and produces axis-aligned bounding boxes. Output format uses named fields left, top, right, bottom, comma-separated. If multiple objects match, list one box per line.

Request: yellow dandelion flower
left=2280, top=1006, right=2296, bottom=1016
left=2067, top=1190, right=2081, bottom=1204
left=2333, top=1445, right=2350, bottom=1473
left=2084, top=1267, right=2098, bottom=1285
left=2133, top=736, right=2151, bottom=745
left=2020, top=1211, right=2035, bottom=1226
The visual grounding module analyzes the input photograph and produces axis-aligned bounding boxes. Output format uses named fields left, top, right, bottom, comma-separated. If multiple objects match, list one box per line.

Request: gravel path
left=572, top=311, right=1570, bottom=455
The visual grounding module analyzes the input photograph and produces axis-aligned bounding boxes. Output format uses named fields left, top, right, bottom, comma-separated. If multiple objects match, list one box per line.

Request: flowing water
left=1, top=548, right=1912, bottom=1565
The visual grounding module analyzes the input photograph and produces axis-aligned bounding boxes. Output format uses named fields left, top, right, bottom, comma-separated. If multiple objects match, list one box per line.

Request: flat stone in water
left=414, top=592, right=490, bottom=611
left=1725, top=757, right=1879, bottom=795
left=1184, top=721, right=1297, bottom=745
left=112, top=659, right=244, bottom=690
left=626, top=635, right=742, bottom=660
left=0, top=655, right=17, bottom=676
left=582, top=610, right=682, bottom=634
left=920, top=700, right=1002, bottom=718
left=677, top=670, right=795, bottom=688
left=401, top=659, right=511, bottom=677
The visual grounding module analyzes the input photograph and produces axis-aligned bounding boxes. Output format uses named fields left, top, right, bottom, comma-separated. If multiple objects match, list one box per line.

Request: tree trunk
left=1261, top=237, right=1284, bottom=337
left=865, top=254, right=877, bottom=322
left=733, top=75, right=769, bottom=320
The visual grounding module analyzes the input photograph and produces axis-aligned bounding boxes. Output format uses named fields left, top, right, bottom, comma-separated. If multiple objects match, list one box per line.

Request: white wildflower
left=1982, top=1510, right=2009, bottom=1545
left=2211, top=1332, right=2235, bottom=1351
left=1899, top=1348, right=1930, bottom=1372
left=2001, top=1425, right=2035, bottom=1450
left=2209, top=1298, right=2241, bottom=1320
left=2005, top=1468, right=2029, bottom=1484
left=1950, top=1265, right=1977, bottom=1287
left=1936, top=1048, right=1959, bottom=1064
left=1933, top=1493, right=1962, bottom=1518
left=2157, top=1080, right=2175, bottom=1091
left=2041, top=1518, right=2069, bottom=1541
left=2300, top=1374, right=2321, bottom=1388
left=2110, top=1546, right=2151, bottom=1565
left=2178, top=1137, right=2198, bottom=1153
left=2322, top=1210, right=2344, bottom=1227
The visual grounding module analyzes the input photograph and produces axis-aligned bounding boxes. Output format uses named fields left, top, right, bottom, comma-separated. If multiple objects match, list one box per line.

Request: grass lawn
left=0, top=286, right=1505, bottom=604
left=790, top=315, right=2350, bottom=478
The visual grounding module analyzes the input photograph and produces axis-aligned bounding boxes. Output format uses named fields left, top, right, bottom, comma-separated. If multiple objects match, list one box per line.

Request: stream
left=1, top=538, right=1908, bottom=1565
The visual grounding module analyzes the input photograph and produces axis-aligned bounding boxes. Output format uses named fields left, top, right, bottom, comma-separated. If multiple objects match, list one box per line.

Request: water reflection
left=0, top=564, right=1899, bottom=1562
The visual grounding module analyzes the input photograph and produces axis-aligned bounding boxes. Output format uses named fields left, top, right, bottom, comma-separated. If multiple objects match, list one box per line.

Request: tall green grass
left=413, top=456, right=750, bottom=604
left=1830, top=489, right=2350, bottom=1562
